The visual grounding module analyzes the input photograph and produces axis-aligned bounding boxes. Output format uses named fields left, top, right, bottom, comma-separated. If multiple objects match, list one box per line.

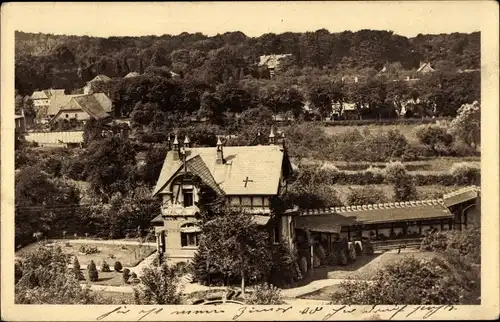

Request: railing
left=371, top=238, right=423, bottom=250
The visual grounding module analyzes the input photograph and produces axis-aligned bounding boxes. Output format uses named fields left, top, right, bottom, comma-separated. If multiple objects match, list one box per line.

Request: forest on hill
left=15, top=29, right=480, bottom=96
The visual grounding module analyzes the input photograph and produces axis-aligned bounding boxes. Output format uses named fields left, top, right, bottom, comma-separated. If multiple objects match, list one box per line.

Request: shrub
left=72, top=257, right=84, bottom=280
left=79, top=245, right=99, bottom=255
left=354, top=243, right=363, bottom=256
left=326, top=252, right=337, bottom=266
left=101, top=260, right=111, bottom=272
left=133, top=263, right=182, bottom=304
left=246, top=283, right=285, bottom=305
left=415, top=124, right=454, bottom=156
left=346, top=186, right=388, bottom=206
left=88, top=260, right=99, bottom=282
left=347, top=244, right=357, bottom=262
left=131, top=272, right=137, bottom=279
left=122, top=268, right=131, bottom=284
left=15, top=260, right=23, bottom=284
left=114, top=261, right=123, bottom=272
left=299, top=256, right=308, bottom=274
left=362, top=240, right=374, bottom=255
left=315, top=244, right=327, bottom=262
left=338, top=250, right=348, bottom=266
left=450, top=162, right=480, bottom=186
left=313, top=254, right=321, bottom=268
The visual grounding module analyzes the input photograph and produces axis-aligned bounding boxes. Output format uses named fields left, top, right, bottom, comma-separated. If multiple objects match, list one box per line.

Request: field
left=323, top=123, right=429, bottom=143
left=16, top=240, right=156, bottom=268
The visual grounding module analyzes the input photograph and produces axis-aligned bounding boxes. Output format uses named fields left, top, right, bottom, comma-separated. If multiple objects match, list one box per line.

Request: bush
left=79, top=245, right=99, bottom=255
left=347, top=244, right=357, bottom=262
left=299, top=256, right=308, bottom=274
left=114, top=261, right=123, bottom=272
left=326, top=252, right=338, bottom=266
left=246, top=283, right=285, bottom=305
left=131, top=272, right=137, bottom=279
left=450, top=162, right=480, bottom=186
left=133, top=263, right=182, bottom=304
left=101, top=260, right=111, bottom=272
left=354, top=243, right=363, bottom=256
left=73, top=257, right=84, bottom=280
left=415, top=124, right=454, bottom=156
left=346, top=186, right=388, bottom=205
left=338, top=250, right=348, bottom=266
left=315, top=244, right=327, bottom=262
left=122, top=268, right=131, bottom=284
left=15, top=260, right=23, bottom=284
left=88, top=260, right=99, bottom=282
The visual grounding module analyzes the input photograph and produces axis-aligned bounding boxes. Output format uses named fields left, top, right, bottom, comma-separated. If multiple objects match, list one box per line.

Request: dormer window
left=183, top=188, right=194, bottom=207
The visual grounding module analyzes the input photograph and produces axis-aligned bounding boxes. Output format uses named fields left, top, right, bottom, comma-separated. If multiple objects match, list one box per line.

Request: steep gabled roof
left=124, top=72, right=141, bottom=78
left=153, top=145, right=287, bottom=196
left=47, top=94, right=82, bottom=116
left=417, top=62, right=435, bottom=73
left=31, top=90, right=49, bottom=100
left=70, top=95, right=110, bottom=120
left=89, top=74, right=112, bottom=83
left=92, top=93, right=113, bottom=113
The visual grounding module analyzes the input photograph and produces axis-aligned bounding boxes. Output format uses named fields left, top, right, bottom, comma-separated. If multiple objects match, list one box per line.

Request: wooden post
left=310, top=242, right=314, bottom=270
left=440, top=219, right=444, bottom=231
left=347, top=226, right=351, bottom=241
left=418, top=221, right=422, bottom=235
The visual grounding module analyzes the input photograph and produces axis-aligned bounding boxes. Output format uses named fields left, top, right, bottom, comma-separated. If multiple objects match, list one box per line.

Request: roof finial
left=269, top=128, right=275, bottom=145
left=184, top=135, right=190, bottom=148
left=216, top=136, right=222, bottom=147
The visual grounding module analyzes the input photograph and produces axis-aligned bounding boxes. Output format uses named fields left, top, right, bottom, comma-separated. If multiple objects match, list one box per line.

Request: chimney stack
left=184, top=135, right=190, bottom=148
left=172, top=135, right=180, bottom=161
left=269, top=128, right=275, bottom=145
left=167, top=134, right=172, bottom=150
left=216, top=136, right=224, bottom=164
left=281, top=131, right=286, bottom=150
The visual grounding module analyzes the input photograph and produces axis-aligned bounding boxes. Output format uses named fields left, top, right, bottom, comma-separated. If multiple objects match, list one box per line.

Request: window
left=183, top=189, right=193, bottom=207
left=65, top=114, right=69, bottom=118
left=272, top=225, right=280, bottom=244
left=180, top=223, right=199, bottom=247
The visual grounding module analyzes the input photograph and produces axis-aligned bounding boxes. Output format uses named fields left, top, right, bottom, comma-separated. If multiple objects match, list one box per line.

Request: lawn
left=98, top=291, right=135, bottom=304
left=16, top=240, right=156, bottom=268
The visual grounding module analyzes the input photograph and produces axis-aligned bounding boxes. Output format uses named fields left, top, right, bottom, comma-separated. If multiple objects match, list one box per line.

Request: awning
left=252, top=215, right=271, bottom=226
left=150, top=214, right=163, bottom=226
left=295, top=215, right=342, bottom=234
left=180, top=226, right=201, bottom=233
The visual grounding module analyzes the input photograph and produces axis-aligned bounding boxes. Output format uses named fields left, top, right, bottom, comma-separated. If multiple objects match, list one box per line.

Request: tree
left=384, top=162, right=417, bottom=201
left=449, top=101, right=480, bottom=148
left=16, top=245, right=103, bottom=304
left=415, top=124, right=454, bottom=156
left=15, top=167, right=80, bottom=247
left=197, top=208, right=273, bottom=294
left=346, top=186, right=388, bottom=205
left=133, top=263, right=182, bottom=304
left=84, top=136, right=137, bottom=200
left=197, top=91, right=225, bottom=125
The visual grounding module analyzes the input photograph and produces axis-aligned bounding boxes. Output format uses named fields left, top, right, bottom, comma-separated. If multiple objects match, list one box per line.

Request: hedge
left=296, top=165, right=480, bottom=186
left=322, top=117, right=452, bottom=127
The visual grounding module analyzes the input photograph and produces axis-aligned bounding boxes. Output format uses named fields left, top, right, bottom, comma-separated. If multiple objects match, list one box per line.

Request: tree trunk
left=241, top=270, right=245, bottom=295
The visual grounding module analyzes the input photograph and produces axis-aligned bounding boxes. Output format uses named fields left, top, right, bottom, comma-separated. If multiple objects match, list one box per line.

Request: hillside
left=15, top=30, right=480, bottom=96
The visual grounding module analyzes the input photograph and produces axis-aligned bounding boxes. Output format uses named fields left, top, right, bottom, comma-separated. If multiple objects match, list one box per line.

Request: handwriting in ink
left=137, top=308, right=163, bottom=321
left=232, top=306, right=293, bottom=320
left=299, top=306, right=323, bottom=315
left=322, top=305, right=357, bottom=320
left=171, top=309, right=225, bottom=316
left=406, top=305, right=457, bottom=319
left=96, top=306, right=131, bottom=321
left=361, top=305, right=408, bottom=320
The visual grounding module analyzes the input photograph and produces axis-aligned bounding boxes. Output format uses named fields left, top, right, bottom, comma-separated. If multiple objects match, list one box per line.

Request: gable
left=153, top=145, right=289, bottom=197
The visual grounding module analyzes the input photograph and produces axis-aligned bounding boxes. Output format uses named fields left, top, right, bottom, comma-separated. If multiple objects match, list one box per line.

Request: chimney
left=269, top=128, right=275, bottom=145
left=216, top=136, right=224, bottom=164
left=281, top=132, right=286, bottom=150
left=184, top=135, right=190, bottom=148
left=172, top=135, right=180, bottom=161
left=256, top=130, right=262, bottom=145
left=167, top=134, right=172, bottom=150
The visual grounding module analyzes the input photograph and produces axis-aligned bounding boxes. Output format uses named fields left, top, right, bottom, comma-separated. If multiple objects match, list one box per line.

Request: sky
left=3, top=2, right=487, bottom=38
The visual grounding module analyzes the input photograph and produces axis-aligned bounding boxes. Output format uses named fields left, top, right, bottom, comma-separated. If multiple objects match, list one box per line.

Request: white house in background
left=31, top=89, right=66, bottom=121
left=416, top=62, right=435, bottom=74
left=258, top=54, right=292, bottom=78
left=46, top=92, right=113, bottom=122
left=84, top=74, right=112, bottom=94
left=124, top=71, right=141, bottom=78
left=49, top=93, right=113, bottom=124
